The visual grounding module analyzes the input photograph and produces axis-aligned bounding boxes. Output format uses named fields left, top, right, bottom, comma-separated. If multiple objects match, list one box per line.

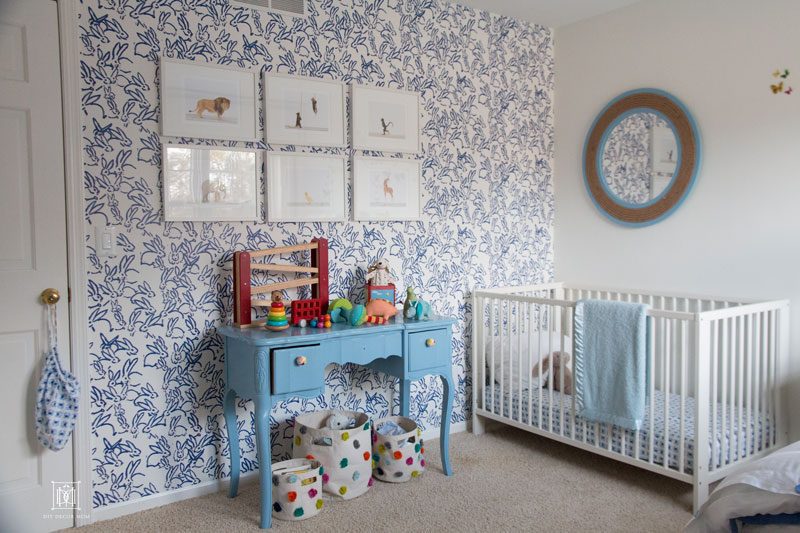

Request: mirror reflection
left=601, top=112, right=678, bottom=205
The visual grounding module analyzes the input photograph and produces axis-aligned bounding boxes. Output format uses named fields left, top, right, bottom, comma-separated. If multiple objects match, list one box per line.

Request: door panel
left=0, top=107, right=34, bottom=271
left=0, top=1, right=73, bottom=531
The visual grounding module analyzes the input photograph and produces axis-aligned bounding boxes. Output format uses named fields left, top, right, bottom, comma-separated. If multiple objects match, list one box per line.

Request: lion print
left=190, top=97, right=231, bottom=119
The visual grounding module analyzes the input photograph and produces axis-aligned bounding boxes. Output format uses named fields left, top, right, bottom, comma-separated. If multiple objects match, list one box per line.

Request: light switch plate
left=95, top=225, right=118, bottom=257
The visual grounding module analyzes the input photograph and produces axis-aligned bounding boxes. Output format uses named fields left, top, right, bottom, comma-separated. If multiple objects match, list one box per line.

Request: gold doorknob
left=426, top=338, right=436, bottom=347
left=40, top=288, right=60, bottom=305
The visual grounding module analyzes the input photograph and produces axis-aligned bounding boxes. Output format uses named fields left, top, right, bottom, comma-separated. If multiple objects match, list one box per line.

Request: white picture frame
left=160, top=57, right=258, bottom=141
left=650, top=124, right=679, bottom=174
left=266, top=152, right=346, bottom=222
left=264, top=73, right=346, bottom=147
left=352, top=85, right=420, bottom=153
left=353, top=156, right=421, bottom=221
left=162, top=144, right=261, bottom=222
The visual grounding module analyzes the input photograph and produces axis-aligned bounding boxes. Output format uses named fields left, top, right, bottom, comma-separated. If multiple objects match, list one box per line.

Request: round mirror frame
left=583, top=88, right=701, bottom=227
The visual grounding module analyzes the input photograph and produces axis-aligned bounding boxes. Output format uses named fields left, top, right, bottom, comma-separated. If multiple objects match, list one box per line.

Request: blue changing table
left=219, top=315, right=456, bottom=528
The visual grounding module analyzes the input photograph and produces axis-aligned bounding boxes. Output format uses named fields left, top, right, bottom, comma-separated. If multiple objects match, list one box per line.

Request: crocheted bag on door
left=35, top=305, right=80, bottom=451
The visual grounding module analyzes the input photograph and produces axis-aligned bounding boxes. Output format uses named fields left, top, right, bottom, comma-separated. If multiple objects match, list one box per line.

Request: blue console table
left=219, top=315, right=456, bottom=528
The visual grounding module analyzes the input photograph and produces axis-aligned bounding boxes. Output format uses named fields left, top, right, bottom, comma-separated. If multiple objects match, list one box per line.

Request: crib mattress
left=482, top=384, right=774, bottom=474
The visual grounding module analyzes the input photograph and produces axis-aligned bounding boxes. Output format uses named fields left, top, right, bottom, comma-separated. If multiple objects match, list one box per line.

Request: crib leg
left=472, top=412, right=486, bottom=435
left=693, top=478, right=709, bottom=514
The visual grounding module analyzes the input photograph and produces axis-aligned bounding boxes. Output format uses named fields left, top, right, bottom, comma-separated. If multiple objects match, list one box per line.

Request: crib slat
left=728, top=317, right=736, bottom=465
left=746, top=314, right=753, bottom=458
left=648, top=315, right=656, bottom=465
left=548, top=305, right=554, bottom=433
left=490, top=299, right=496, bottom=415
left=536, top=305, right=547, bottom=429
left=500, top=300, right=505, bottom=417
left=736, top=317, right=747, bottom=460
left=527, top=302, right=534, bottom=427
left=769, top=310, right=776, bottom=446
left=663, top=318, right=671, bottom=470
left=679, top=319, right=687, bottom=474
left=757, top=312, right=764, bottom=452
left=721, top=318, right=729, bottom=466
left=710, top=320, right=718, bottom=471
left=560, top=305, right=567, bottom=437
left=517, top=301, right=522, bottom=424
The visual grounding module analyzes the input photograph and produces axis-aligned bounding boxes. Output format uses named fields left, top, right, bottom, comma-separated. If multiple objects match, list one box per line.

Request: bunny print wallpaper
left=79, top=0, right=554, bottom=508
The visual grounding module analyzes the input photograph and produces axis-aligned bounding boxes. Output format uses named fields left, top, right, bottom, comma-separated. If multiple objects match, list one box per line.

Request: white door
left=0, top=1, right=74, bottom=531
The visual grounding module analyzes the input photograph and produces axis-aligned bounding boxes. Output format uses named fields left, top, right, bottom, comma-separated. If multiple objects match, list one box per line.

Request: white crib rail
left=471, top=283, right=789, bottom=512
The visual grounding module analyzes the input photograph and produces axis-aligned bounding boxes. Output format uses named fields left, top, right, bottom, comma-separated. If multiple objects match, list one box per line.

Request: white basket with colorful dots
left=292, top=410, right=373, bottom=499
left=271, top=458, right=324, bottom=521
left=372, top=416, right=425, bottom=482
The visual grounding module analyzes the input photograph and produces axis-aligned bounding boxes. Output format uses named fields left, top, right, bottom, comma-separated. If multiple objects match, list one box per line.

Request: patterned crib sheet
left=482, top=383, right=773, bottom=473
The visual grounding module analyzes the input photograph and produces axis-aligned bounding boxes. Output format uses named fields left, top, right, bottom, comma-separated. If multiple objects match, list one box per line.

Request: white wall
left=554, top=0, right=800, bottom=438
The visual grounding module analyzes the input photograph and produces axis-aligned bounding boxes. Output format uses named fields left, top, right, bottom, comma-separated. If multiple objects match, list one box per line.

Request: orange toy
left=364, top=299, right=397, bottom=325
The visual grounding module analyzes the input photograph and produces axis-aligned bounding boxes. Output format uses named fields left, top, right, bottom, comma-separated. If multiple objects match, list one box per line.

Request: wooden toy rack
left=233, top=238, right=329, bottom=328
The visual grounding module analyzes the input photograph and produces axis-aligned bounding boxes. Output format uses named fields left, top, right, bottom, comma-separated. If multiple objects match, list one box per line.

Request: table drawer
left=408, top=328, right=451, bottom=372
left=341, top=330, right=402, bottom=366
left=272, top=344, right=324, bottom=394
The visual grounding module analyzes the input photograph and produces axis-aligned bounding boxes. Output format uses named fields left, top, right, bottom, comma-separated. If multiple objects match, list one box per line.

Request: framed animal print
left=266, top=151, right=346, bottom=222
left=162, top=144, right=261, bottom=222
left=352, top=86, right=420, bottom=153
left=160, top=58, right=258, bottom=141
left=264, top=74, right=346, bottom=147
left=352, top=156, right=421, bottom=221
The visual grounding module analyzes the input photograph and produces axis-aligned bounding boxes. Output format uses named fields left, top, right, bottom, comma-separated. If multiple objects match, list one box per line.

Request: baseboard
left=91, top=470, right=260, bottom=524
left=88, top=421, right=467, bottom=526
left=420, top=420, right=467, bottom=442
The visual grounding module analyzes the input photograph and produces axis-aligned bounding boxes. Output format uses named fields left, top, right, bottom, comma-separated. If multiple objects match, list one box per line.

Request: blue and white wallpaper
left=78, top=0, right=554, bottom=508
left=602, top=112, right=669, bottom=204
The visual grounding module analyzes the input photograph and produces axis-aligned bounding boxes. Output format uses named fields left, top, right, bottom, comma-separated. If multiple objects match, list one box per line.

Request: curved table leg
left=399, top=378, right=411, bottom=417
left=439, top=371, right=454, bottom=476
left=254, top=395, right=272, bottom=529
left=224, top=388, right=240, bottom=498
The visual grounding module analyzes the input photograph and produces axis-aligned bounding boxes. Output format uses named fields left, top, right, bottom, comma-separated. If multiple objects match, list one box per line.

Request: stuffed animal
left=366, top=258, right=396, bottom=287
left=360, top=298, right=398, bottom=325
left=531, top=351, right=573, bottom=394
left=328, top=298, right=353, bottom=323
left=366, top=299, right=397, bottom=319
left=328, top=298, right=368, bottom=326
left=325, top=412, right=356, bottom=430
left=403, top=287, right=432, bottom=320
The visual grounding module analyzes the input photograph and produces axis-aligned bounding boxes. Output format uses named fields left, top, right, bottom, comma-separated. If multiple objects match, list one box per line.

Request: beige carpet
left=78, top=427, right=693, bottom=532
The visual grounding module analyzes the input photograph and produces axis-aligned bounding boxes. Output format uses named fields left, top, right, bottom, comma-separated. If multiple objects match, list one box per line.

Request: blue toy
left=403, top=287, right=432, bottom=320
left=328, top=298, right=368, bottom=326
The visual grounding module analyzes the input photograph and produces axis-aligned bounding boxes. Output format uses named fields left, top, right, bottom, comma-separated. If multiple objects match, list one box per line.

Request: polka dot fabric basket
left=292, top=410, right=373, bottom=500
left=271, top=458, right=324, bottom=521
left=372, top=416, right=425, bottom=483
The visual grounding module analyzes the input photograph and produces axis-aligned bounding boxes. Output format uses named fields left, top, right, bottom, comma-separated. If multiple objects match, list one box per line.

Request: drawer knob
left=295, top=356, right=307, bottom=366
left=426, top=338, right=436, bottom=347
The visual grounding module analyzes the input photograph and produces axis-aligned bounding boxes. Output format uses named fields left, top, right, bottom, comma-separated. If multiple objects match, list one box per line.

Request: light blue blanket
left=573, top=299, right=649, bottom=431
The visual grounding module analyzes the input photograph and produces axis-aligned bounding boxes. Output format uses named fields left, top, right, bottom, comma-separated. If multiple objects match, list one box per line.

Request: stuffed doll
left=531, top=351, right=573, bottom=394
left=325, top=412, right=356, bottom=430
left=366, top=258, right=396, bottom=287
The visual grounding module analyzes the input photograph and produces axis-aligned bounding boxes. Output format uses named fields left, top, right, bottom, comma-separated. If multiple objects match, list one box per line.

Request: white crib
left=471, top=283, right=790, bottom=512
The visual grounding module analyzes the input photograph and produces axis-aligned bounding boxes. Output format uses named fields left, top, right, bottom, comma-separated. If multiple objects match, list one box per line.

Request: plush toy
left=325, top=412, right=356, bottom=430
left=328, top=298, right=354, bottom=323
left=366, top=299, right=397, bottom=319
left=328, top=298, right=367, bottom=326
left=403, top=287, right=432, bottom=320
left=366, top=258, right=396, bottom=287
left=531, top=351, right=573, bottom=394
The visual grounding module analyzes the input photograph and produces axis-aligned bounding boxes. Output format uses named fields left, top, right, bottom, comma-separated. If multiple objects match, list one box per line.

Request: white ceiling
left=453, top=0, right=643, bottom=28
